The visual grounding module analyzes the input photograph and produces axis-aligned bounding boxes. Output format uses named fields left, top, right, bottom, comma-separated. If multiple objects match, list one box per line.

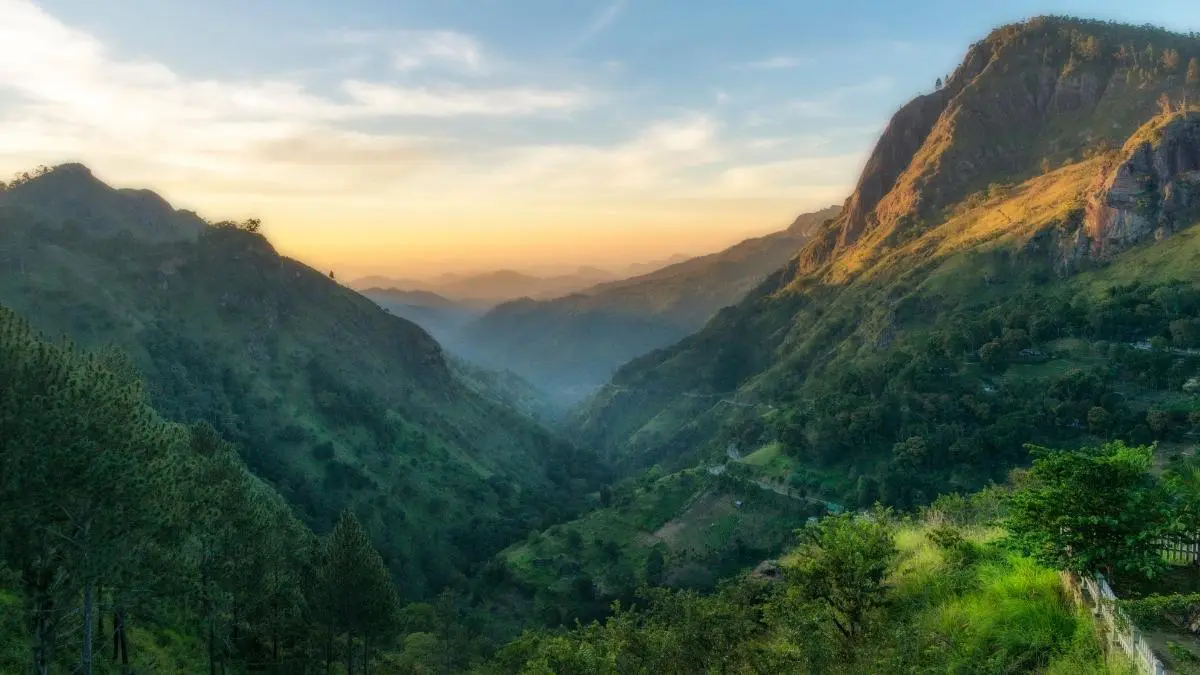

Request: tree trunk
left=209, top=616, right=217, bottom=675
left=112, top=601, right=131, bottom=673
left=96, top=585, right=105, bottom=660
left=346, top=632, right=354, bottom=675
left=31, top=594, right=51, bottom=675
left=324, top=624, right=333, bottom=675
left=27, top=568, right=54, bottom=675
left=82, top=579, right=94, bottom=675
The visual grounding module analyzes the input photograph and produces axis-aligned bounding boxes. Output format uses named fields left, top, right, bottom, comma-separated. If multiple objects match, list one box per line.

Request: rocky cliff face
left=1079, top=113, right=1200, bottom=259
left=836, top=38, right=994, bottom=250
left=801, top=17, right=1192, bottom=275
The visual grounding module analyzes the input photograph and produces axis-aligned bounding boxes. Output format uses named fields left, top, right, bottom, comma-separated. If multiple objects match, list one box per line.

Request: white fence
left=1061, top=571, right=1167, bottom=675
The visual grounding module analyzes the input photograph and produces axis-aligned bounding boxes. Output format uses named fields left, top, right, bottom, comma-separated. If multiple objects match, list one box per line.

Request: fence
left=1061, top=571, right=1167, bottom=675
left=1160, top=537, right=1200, bottom=565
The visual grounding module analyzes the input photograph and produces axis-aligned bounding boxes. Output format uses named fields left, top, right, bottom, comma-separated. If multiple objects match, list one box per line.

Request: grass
left=883, top=525, right=1134, bottom=674
left=741, top=442, right=782, bottom=467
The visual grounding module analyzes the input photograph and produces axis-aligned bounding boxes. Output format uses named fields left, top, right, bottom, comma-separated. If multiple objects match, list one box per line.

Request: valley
left=6, top=9, right=1200, bottom=675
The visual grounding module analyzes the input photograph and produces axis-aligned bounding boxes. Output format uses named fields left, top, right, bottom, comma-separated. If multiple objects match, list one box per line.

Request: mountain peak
left=802, top=17, right=1200, bottom=275
left=0, top=163, right=206, bottom=243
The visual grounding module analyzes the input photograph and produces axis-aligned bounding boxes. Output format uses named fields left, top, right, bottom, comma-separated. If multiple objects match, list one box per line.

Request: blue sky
left=2, top=0, right=1199, bottom=276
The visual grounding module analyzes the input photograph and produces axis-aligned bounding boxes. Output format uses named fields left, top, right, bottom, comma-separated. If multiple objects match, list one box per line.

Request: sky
left=1, top=0, right=1199, bottom=278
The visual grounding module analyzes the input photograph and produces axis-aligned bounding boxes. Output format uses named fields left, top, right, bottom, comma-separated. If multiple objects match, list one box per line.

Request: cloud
left=572, top=0, right=626, bottom=49
left=326, top=28, right=487, bottom=73
left=341, top=81, right=589, bottom=117
left=739, top=56, right=810, bottom=70
left=454, top=113, right=723, bottom=194
left=393, top=31, right=483, bottom=72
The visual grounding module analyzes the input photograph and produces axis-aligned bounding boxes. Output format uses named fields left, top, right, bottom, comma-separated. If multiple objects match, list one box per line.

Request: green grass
left=741, top=442, right=782, bottom=466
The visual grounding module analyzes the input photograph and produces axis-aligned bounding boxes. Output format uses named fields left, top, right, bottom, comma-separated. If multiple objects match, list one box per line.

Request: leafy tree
left=644, top=546, right=666, bottom=586
left=1188, top=57, right=1200, bottom=84
left=783, top=510, right=898, bottom=643
left=1006, top=442, right=1174, bottom=583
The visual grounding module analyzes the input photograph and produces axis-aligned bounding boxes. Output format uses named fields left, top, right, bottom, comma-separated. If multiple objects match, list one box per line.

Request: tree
left=1087, top=406, right=1111, bottom=435
left=783, top=510, right=898, bottom=642
left=1162, top=48, right=1182, bottom=72
left=0, top=309, right=186, bottom=675
left=1188, top=57, right=1200, bottom=85
left=317, top=510, right=399, bottom=675
left=1006, top=442, right=1174, bottom=583
left=935, top=77, right=943, bottom=89
left=644, top=546, right=666, bottom=586
left=329, top=270, right=336, bottom=281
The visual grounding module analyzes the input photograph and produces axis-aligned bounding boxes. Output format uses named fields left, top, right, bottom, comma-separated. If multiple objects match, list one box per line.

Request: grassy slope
left=0, top=177, right=606, bottom=599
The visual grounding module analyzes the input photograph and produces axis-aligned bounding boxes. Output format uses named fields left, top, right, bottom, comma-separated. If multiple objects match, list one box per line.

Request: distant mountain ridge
left=453, top=205, right=841, bottom=398
left=349, top=266, right=618, bottom=303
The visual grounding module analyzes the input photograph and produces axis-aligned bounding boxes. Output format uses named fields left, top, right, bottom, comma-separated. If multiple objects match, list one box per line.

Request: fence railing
left=1062, top=571, right=1167, bottom=675
left=1160, top=537, right=1200, bottom=565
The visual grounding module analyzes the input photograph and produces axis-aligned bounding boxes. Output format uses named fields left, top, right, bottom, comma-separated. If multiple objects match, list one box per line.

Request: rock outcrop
left=1081, top=113, right=1200, bottom=259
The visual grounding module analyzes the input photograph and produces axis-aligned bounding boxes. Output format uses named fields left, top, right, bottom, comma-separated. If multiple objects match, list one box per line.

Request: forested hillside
left=575, top=16, right=1200, bottom=507
left=0, top=164, right=607, bottom=601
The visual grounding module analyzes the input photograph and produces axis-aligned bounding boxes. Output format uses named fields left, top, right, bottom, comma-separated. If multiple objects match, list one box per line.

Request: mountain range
left=486, top=16, right=1200, bottom=610
left=349, top=266, right=619, bottom=305
left=0, top=163, right=606, bottom=599
left=451, top=205, right=841, bottom=399
left=7, top=14, right=1200, bottom=670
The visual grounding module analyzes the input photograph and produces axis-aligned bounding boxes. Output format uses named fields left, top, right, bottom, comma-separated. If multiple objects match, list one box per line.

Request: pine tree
left=0, top=308, right=185, bottom=675
left=318, top=510, right=399, bottom=675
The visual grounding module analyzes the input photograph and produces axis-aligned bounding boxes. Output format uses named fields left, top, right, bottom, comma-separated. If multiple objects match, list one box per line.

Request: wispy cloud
left=327, top=28, right=488, bottom=74
left=467, top=113, right=722, bottom=194
left=572, top=0, right=626, bottom=50
left=738, top=56, right=810, bottom=70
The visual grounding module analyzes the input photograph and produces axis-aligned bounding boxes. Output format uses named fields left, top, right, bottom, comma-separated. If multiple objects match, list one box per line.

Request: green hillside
left=573, top=18, right=1200, bottom=508
left=0, top=165, right=608, bottom=599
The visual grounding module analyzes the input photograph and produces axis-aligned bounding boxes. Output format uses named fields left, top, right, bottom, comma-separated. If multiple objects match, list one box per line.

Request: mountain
left=348, top=266, right=618, bottom=303
left=0, top=164, right=607, bottom=599
left=359, top=286, right=482, bottom=345
left=568, top=17, right=1200, bottom=482
left=623, top=253, right=691, bottom=276
left=454, top=206, right=840, bottom=400
left=522, top=17, right=1200, bottom=595
left=0, top=163, right=207, bottom=242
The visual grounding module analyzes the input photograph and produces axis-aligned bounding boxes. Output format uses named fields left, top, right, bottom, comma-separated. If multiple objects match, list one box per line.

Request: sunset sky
left=2, top=0, right=1198, bottom=278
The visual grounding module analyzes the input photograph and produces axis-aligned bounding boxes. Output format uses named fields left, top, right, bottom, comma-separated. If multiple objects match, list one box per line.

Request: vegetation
left=1007, top=442, right=1175, bottom=583
left=0, top=306, right=395, bottom=673
left=9, top=13, right=1200, bottom=674
left=481, top=508, right=1127, bottom=674
left=0, top=165, right=609, bottom=604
